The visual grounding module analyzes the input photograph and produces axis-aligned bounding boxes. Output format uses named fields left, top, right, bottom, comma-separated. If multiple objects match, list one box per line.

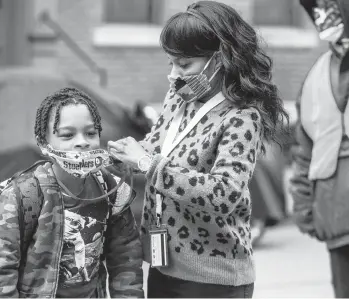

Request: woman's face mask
left=40, top=144, right=115, bottom=178
left=167, top=54, right=221, bottom=103
left=313, top=0, right=345, bottom=43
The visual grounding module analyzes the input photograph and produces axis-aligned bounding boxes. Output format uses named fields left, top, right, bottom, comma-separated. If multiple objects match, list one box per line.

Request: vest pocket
left=313, top=157, right=349, bottom=241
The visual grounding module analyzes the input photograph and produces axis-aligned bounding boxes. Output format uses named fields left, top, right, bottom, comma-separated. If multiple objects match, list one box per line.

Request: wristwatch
left=137, top=154, right=153, bottom=173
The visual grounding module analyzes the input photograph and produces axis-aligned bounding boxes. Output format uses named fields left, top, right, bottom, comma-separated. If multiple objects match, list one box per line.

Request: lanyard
left=155, top=92, right=225, bottom=225
left=161, top=92, right=225, bottom=157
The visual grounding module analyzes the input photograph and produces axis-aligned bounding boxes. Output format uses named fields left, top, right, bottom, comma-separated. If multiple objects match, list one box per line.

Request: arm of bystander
left=289, top=92, right=316, bottom=237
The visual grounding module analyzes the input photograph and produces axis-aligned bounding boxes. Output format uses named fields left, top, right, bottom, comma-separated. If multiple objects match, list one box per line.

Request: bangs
left=160, top=13, right=219, bottom=57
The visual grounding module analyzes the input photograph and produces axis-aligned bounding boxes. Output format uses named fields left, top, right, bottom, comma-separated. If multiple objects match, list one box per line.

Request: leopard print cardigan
left=140, top=89, right=263, bottom=286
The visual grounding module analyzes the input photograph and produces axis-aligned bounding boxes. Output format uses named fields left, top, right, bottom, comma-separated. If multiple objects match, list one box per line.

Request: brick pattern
left=162, top=0, right=253, bottom=22
left=55, top=0, right=328, bottom=109
left=269, top=46, right=327, bottom=101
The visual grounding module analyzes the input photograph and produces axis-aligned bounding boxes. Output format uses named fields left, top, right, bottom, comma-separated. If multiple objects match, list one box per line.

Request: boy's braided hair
left=34, top=87, right=102, bottom=145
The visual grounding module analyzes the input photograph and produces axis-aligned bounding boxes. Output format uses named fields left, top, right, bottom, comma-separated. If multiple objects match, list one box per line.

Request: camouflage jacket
left=0, top=162, right=144, bottom=298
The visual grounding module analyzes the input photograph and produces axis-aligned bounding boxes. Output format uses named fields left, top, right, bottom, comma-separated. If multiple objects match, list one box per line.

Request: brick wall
left=55, top=0, right=327, bottom=109
left=56, top=0, right=106, bottom=92
left=269, top=45, right=327, bottom=101
left=56, top=0, right=169, bottom=107
left=161, top=0, right=253, bottom=23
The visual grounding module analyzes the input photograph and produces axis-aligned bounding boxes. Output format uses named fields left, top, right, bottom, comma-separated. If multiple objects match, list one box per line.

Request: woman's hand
left=108, top=137, right=148, bottom=169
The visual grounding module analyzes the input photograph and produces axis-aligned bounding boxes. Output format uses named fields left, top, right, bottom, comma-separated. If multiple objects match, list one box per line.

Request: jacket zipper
left=51, top=192, right=65, bottom=298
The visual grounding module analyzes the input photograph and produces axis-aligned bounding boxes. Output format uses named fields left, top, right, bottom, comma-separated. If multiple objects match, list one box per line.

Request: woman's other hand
left=108, top=137, right=148, bottom=169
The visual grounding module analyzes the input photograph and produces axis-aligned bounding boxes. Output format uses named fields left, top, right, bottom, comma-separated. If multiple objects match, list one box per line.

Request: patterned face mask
left=313, top=0, right=344, bottom=43
left=167, top=54, right=221, bottom=103
left=40, top=145, right=115, bottom=178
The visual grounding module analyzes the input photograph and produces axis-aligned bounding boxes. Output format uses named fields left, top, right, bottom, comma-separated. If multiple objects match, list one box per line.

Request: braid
left=34, top=107, right=43, bottom=144
left=53, top=101, right=63, bottom=134
left=83, top=100, right=102, bottom=133
left=72, top=90, right=102, bottom=133
left=34, top=87, right=103, bottom=145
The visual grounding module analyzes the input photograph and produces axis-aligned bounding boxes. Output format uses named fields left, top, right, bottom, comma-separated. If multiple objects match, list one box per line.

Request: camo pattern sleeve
left=0, top=179, right=10, bottom=194
left=0, top=185, right=20, bottom=297
left=110, top=174, right=134, bottom=216
left=105, top=207, right=144, bottom=298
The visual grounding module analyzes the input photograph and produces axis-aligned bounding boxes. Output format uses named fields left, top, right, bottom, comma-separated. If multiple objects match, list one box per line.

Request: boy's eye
left=60, top=133, right=73, bottom=138
left=87, top=131, right=97, bottom=137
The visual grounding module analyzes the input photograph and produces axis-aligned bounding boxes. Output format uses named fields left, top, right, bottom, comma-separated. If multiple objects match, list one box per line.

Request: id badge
left=149, top=225, right=169, bottom=267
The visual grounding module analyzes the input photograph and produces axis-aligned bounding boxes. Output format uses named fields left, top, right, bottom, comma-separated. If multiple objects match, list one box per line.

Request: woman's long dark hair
left=160, top=1, right=289, bottom=148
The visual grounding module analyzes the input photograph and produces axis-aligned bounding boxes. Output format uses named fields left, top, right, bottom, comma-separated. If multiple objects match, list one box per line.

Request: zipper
left=52, top=192, right=64, bottom=297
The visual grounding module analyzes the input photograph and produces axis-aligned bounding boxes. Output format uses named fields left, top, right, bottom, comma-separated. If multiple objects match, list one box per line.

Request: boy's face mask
left=313, top=0, right=345, bottom=43
left=40, top=144, right=115, bottom=178
left=167, top=54, right=221, bottom=103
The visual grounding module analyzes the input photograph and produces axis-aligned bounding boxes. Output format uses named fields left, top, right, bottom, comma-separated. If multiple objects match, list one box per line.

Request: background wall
left=33, top=0, right=328, bottom=108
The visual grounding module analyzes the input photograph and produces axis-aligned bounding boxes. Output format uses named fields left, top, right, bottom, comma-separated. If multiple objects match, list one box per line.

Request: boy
left=0, top=87, right=144, bottom=298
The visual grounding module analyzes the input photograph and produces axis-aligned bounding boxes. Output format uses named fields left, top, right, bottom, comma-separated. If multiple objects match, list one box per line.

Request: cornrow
left=34, top=87, right=102, bottom=145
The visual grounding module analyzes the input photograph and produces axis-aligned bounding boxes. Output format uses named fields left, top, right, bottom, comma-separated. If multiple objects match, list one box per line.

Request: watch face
left=139, top=155, right=151, bottom=172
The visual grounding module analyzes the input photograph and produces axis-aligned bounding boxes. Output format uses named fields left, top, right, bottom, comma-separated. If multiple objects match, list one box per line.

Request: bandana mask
left=40, top=145, right=115, bottom=178
left=167, top=54, right=221, bottom=103
left=313, top=0, right=344, bottom=43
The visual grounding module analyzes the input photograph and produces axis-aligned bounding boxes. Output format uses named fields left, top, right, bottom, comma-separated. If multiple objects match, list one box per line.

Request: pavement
left=252, top=220, right=333, bottom=298
left=142, top=220, right=334, bottom=298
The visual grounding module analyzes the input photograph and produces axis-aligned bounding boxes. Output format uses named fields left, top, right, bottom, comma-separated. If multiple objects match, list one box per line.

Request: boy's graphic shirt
left=56, top=178, right=109, bottom=298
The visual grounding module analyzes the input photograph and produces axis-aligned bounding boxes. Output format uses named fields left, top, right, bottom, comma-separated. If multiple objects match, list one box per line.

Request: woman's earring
left=214, top=54, right=223, bottom=71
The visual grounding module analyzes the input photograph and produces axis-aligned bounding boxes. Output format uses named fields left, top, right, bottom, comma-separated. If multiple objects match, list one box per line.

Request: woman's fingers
left=110, top=148, right=121, bottom=157
left=108, top=137, right=147, bottom=169
left=109, top=148, right=127, bottom=165
left=108, top=140, right=125, bottom=153
left=107, top=140, right=117, bottom=150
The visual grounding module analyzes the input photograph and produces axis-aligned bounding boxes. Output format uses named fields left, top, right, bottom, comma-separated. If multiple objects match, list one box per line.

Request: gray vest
left=301, top=51, right=349, bottom=180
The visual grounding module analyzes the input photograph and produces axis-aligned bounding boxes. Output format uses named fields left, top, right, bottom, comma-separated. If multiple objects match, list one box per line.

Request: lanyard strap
left=56, top=167, right=134, bottom=209
left=56, top=172, right=125, bottom=202
left=156, top=92, right=225, bottom=225
left=161, top=92, right=225, bottom=157
left=155, top=193, right=163, bottom=227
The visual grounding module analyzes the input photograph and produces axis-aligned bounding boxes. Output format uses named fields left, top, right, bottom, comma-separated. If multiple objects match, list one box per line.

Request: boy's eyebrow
left=56, top=126, right=75, bottom=131
left=57, top=124, right=95, bottom=131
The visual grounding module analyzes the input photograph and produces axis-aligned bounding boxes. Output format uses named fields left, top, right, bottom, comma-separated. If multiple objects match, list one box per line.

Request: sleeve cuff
left=145, top=153, right=164, bottom=179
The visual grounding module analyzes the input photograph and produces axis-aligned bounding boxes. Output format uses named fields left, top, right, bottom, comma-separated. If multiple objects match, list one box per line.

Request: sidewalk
left=142, top=221, right=334, bottom=298
left=252, top=221, right=333, bottom=298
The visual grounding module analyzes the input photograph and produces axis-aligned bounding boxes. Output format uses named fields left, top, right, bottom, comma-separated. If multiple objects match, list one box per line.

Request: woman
left=108, top=1, right=289, bottom=298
